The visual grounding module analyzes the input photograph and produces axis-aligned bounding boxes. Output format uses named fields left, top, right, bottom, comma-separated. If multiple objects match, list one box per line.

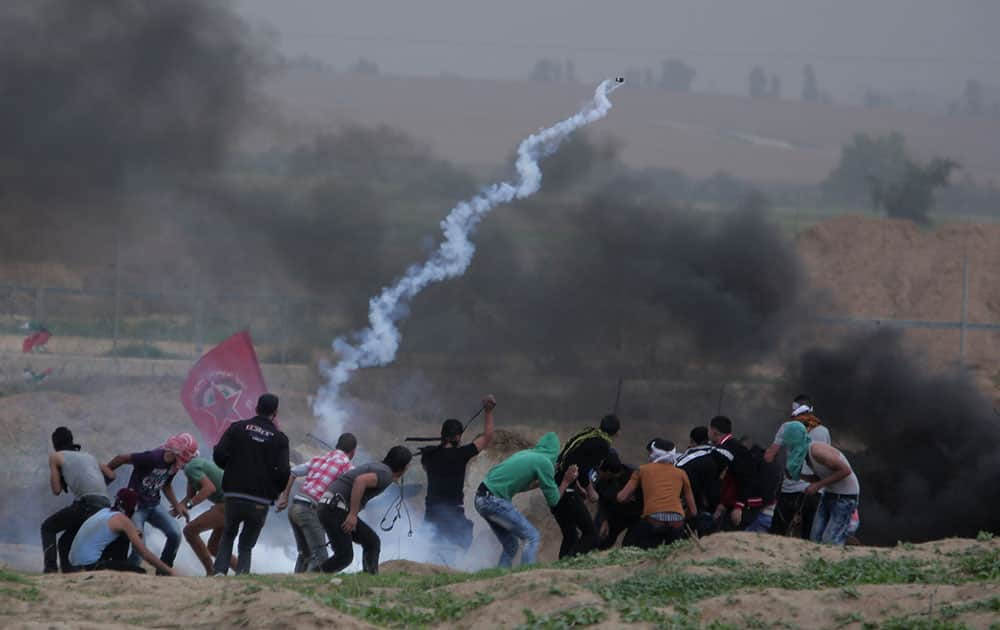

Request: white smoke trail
left=313, top=80, right=622, bottom=435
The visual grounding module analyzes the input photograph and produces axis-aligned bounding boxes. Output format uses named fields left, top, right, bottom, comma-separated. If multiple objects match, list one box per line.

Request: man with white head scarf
left=765, top=394, right=832, bottom=538
left=616, top=438, right=697, bottom=549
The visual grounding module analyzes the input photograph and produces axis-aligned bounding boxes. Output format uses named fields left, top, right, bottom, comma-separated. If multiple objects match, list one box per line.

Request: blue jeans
left=129, top=503, right=180, bottom=568
left=474, top=494, right=540, bottom=567
left=810, top=493, right=858, bottom=545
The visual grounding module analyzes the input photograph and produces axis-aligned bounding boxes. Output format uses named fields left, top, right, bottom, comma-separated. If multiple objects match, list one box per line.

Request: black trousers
left=623, top=519, right=684, bottom=550
left=595, top=511, right=640, bottom=550
left=551, top=491, right=598, bottom=559
left=83, top=534, right=144, bottom=573
left=770, top=492, right=821, bottom=538
left=318, top=505, right=381, bottom=575
left=214, top=497, right=269, bottom=575
left=41, top=496, right=109, bottom=573
left=424, top=503, right=474, bottom=549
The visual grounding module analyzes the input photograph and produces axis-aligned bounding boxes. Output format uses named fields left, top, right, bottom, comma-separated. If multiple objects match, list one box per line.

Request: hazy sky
left=235, top=0, right=999, bottom=103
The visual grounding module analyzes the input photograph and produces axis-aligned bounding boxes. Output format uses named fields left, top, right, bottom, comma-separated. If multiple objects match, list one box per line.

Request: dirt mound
left=701, top=582, right=1000, bottom=629
left=5, top=533, right=999, bottom=629
left=0, top=571, right=375, bottom=630
left=798, top=216, right=1000, bottom=401
left=379, top=559, right=457, bottom=576
left=799, top=217, right=1000, bottom=325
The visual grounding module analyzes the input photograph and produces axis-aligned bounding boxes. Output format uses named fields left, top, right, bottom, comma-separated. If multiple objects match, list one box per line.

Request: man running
left=107, top=432, right=199, bottom=572
left=765, top=394, right=832, bottom=539
left=213, top=393, right=290, bottom=575
left=551, top=414, right=620, bottom=558
left=276, top=432, right=357, bottom=572
left=474, top=432, right=578, bottom=568
left=174, top=455, right=236, bottom=575
left=68, top=488, right=176, bottom=575
left=779, top=422, right=860, bottom=545
left=617, top=438, right=697, bottom=549
left=41, top=427, right=115, bottom=573
left=318, top=446, right=412, bottom=575
left=421, top=395, right=496, bottom=557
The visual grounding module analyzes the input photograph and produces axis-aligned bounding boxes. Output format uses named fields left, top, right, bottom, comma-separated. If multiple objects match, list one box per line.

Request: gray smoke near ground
left=793, top=329, right=1000, bottom=543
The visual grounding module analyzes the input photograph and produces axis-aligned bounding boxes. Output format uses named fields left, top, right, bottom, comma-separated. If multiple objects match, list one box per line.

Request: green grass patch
left=953, top=548, right=1000, bottom=580
left=0, top=569, right=31, bottom=585
left=519, top=606, right=607, bottom=629
left=0, top=585, right=42, bottom=602
left=245, top=571, right=496, bottom=628
left=239, top=542, right=1000, bottom=629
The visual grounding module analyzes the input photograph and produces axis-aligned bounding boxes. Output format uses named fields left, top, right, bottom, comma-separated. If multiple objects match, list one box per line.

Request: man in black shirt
left=592, top=450, right=641, bottom=549
left=676, top=426, right=722, bottom=536
left=708, top=415, right=754, bottom=531
left=212, top=393, right=290, bottom=575
left=421, top=395, right=495, bottom=557
left=552, top=414, right=620, bottom=559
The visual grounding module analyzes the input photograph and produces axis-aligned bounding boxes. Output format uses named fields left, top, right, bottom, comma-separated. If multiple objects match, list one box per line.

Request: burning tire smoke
left=313, top=80, right=622, bottom=436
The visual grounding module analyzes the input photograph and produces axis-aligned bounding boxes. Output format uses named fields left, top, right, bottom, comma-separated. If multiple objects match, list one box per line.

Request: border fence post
left=280, top=297, right=290, bottom=365
left=959, top=255, right=969, bottom=362
left=34, top=286, right=45, bottom=324
left=193, top=292, right=204, bottom=358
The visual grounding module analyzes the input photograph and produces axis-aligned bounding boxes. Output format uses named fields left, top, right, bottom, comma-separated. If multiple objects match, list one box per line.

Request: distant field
left=262, top=71, right=1000, bottom=185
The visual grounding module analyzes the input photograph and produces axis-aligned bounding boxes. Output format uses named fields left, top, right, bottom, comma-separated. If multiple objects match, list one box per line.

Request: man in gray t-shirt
left=763, top=395, right=830, bottom=538
left=41, top=427, right=115, bottom=573
left=318, top=446, right=412, bottom=575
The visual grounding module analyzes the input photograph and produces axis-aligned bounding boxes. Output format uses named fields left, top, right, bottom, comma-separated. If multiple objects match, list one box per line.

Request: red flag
left=22, top=329, right=51, bottom=353
left=181, top=331, right=268, bottom=447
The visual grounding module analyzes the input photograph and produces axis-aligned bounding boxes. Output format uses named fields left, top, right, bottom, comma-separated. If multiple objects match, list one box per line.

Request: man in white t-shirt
left=764, top=394, right=830, bottom=538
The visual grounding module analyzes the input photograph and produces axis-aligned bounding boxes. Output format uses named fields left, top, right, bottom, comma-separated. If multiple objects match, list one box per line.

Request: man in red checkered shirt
left=276, top=433, right=357, bottom=572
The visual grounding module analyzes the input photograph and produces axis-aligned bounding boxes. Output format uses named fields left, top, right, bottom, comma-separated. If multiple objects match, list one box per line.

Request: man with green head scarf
left=474, top=432, right=578, bottom=567
left=779, top=423, right=859, bottom=545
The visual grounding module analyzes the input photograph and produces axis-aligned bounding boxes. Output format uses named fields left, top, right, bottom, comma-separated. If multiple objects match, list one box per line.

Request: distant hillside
left=262, top=70, right=1000, bottom=185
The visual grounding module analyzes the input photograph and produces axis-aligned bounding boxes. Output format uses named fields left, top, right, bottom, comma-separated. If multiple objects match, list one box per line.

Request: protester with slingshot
left=417, top=395, right=496, bottom=562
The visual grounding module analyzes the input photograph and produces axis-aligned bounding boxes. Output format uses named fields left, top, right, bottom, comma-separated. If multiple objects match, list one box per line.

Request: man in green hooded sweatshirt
left=474, top=432, right=578, bottom=567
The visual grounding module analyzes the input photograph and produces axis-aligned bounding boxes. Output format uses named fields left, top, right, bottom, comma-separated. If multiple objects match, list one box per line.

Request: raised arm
left=472, top=395, right=496, bottom=452
left=113, top=514, right=176, bottom=576
left=49, top=452, right=65, bottom=495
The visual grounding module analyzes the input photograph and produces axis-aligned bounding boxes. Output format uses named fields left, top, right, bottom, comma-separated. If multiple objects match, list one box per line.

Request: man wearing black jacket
left=676, top=426, right=723, bottom=536
left=552, top=414, right=620, bottom=559
left=708, top=416, right=755, bottom=530
left=212, top=393, right=290, bottom=575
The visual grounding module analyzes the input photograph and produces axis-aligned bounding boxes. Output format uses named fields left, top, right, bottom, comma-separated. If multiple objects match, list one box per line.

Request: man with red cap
left=68, top=488, right=176, bottom=575
left=107, top=432, right=199, bottom=572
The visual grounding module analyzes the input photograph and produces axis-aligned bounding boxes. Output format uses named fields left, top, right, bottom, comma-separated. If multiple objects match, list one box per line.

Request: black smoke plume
left=0, top=0, right=263, bottom=261
left=794, top=328, right=1000, bottom=543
